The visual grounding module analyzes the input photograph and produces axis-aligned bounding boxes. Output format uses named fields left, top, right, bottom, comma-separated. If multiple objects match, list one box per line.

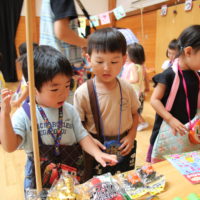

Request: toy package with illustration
left=75, top=173, right=131, bottom=200
left=115, top=164, right=166, bottom=199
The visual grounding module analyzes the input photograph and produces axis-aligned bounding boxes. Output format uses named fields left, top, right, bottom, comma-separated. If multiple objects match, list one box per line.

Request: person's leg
left=137, top=114, right=149, bottom=131
left=137, top=93, right=149, bottom=131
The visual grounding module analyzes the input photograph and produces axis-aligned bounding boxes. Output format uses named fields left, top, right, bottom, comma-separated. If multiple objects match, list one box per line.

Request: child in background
left=82, top=47, right=92, bottom=79
left=0, top=45, right=117, bottom=194
left=122, top=43, right=149, bottom=131
left=11, top=42, right=39, bottom=107
left=161, top=39, right=178, bottom=70
left=66, top=48, right=89, bottom=105
left=74, top=28, right=139, bottom=179
left=147, top=25, right=200, bottom=162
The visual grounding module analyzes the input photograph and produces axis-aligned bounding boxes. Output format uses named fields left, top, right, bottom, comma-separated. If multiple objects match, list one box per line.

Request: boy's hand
left=119, top=135, right=135, bottom=156
left=90, top=136, right=106, bottom=151
left=1, top=89, right=13, bottom=115
left=168, top=116, right=188, bottom=136
left=95, top=152, right=117, bottom=167
left=11, top=100, right=21, bottom=108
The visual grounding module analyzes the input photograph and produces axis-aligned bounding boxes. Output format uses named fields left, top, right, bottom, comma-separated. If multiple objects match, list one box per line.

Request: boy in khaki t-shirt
left=74, top=28, right=140, bottom=179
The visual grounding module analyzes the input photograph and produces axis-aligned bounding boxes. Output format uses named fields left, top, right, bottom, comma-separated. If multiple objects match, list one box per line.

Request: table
left=153, top=160, right=200, bottom=199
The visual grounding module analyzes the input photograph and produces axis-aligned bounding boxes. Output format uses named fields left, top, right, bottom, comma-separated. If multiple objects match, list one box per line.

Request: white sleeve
left=11, top=108, right=32, bottom=152
left=161, top=60, right=170, bottom=70
left=71, top=107, right=88, bottom=142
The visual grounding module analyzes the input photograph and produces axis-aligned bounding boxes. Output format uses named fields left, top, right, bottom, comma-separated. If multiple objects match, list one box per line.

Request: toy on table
left=75, top=173, right=131, bottom=200
left=126, top=164, right=155, bottom=187
left=189, top=119, right=200, bottom=144
left=47, top=173, right=77, bottom=200
left=136, top=165, right=156, bottom=184
left=127, top=171, right=142, bottom=186
left=116, top=164, right=165, bottom=199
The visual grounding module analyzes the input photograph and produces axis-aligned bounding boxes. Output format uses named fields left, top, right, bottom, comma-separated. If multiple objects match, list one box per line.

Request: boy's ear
left=35, top=87, right=39, bottom=96
left=184, top=46, right=192, bottom=57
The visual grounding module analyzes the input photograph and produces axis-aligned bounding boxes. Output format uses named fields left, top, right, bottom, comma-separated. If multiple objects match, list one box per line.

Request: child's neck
left=95, top=77, right=117, bottom=90
left=178, top=58, right=191, bottom=70
left=126, top=60, right=132, bottom=65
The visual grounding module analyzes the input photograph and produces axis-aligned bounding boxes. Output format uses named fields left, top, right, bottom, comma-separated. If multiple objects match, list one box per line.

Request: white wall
left=21, top=0, right=108, bottom=17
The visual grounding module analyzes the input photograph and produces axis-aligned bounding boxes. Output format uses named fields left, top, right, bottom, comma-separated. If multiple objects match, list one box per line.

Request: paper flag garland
left=78, top=17, right=86, bottom=28
left=89, top=15, right=99, bottom=27
left=99, top=12, right=111, bottom=25
left=160, top=5, right=168, bottom=16
left=81, top=6, right=127, bottom=28
left=185, top=0, right=193, bottom=11
left=113, top=6, right=126, bottom=20
left=77, top=27, right=85, bottom=38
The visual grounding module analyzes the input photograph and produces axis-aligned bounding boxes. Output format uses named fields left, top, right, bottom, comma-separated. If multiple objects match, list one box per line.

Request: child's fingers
left=95, top=140, right=106, bottom=150
left=98, top=159, right=106, bottom=167
left=101, top=154, right=118, bottom=167
left=1, top=89, right=14, bottom=98
left=179, top=128, right=187, bottom=136
left=3, top=94, right=12, bottom=102
left=118, top=138, right=128, bottom=151
left=172, top=128, right=177, bottom=136
left=176, top=124, right=188, bottom=136
left=173, top=129, right=187, bottom=137
left=1, top=88, right=10, bottom=97
left=118, top=142, right=126, bottom=151
left=120, top=144, right=132, bottom=156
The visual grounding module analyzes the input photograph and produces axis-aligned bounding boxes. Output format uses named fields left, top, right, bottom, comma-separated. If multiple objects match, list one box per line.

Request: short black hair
left=18, top=42, right=38, bottom=56
left=177, top=25, right=200, bottom=56
left=127, top=43, right=145, bottom=65
left=166, top=39, right=178, bottom=58
left=87, top=27, right=127, bottom=56
left=22, top=45, right=73, bottom=92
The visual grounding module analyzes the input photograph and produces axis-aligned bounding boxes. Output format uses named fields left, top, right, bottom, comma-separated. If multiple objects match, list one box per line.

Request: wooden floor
left=0, top=82, right=155, bottom=200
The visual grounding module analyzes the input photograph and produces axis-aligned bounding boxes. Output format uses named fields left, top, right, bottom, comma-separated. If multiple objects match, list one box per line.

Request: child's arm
left=151, top=83, right=188, bottom=135
left=81, top=121, right=106, bottom=151
left=143, top=65, right=150, bottom=92
left=11, top=86, right=29, bottom=107
left=119, top=112, right=139, bottom=156
left=79, top=135, right=117, bottom=167
left=0, top=89, right=22, bottom=152
left=128, top=64, right=139, bottom=84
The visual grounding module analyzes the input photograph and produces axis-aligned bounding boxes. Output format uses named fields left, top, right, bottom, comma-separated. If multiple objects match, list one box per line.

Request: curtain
left=0, top=0, right=23, bottom=82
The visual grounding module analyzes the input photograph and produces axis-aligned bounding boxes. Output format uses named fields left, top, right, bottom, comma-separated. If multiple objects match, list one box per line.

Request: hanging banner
left=185, top=0, right=192, bottom=11
left=160, top=5, right=168, bottom=16
left=78, top=17, right=86, bottom=28
left=99, top=12, right=111, bottom=25
left=89, top=15, right=99, bottom=27
left=113, top=6, right=126, bottom=20
left=78, top=27, right=85, bottom=38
